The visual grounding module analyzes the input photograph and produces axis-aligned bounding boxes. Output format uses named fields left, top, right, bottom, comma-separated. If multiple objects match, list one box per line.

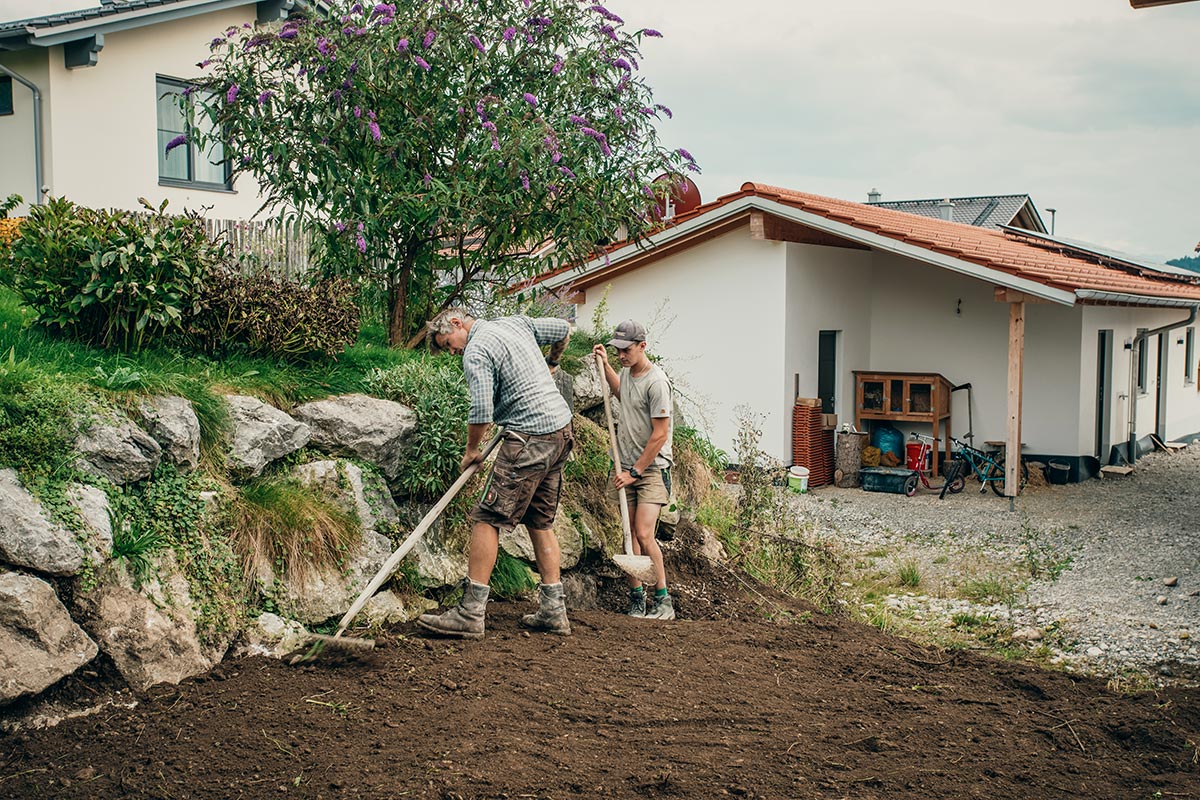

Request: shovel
left=595, top=353, right=658, bottom=585
left=288, top=428, right=506, bottom=664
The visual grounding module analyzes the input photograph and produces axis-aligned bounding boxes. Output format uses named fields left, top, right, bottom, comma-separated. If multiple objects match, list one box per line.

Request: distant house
left=0, top=0, right=320, bottom=218
left=866, top=190, right=1047, bottom=233
left=531, top=182, right=1200, bottom=481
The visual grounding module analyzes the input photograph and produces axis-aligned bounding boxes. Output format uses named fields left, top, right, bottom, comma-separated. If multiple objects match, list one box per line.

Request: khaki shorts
left=609, top=467, right=671, bottom=507
left=473, top=424, right=574, bottom=531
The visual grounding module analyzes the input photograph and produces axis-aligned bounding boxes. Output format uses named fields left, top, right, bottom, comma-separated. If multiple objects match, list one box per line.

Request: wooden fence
left=203, top=217, right=315, bottom=280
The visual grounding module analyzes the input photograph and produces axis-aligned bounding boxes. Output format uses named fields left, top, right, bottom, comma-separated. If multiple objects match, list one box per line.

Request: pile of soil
left=3, top=521, right=1199, bottom=799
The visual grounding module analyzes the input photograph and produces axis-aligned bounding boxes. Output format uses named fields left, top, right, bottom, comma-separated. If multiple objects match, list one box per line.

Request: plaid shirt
left=463, top=316, right=572, bottom=434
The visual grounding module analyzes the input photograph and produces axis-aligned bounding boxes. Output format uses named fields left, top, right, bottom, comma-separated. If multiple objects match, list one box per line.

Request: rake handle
left=596, top=352, right=635, bottom=557
left=330, top=428, right=506, bottom=639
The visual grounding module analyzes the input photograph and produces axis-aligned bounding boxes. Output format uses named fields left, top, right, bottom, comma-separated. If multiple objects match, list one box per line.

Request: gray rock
left=271, top=531, right=394, bottom=625
left=1157, top=595, right=1169, bottom=606
left=75, top=415, right=161, bottom=485
left=363, top=590, right=436, bottom=626
left=0, top=571, right=98, bottom=705
left=505, top=513, right=585, bottom=570
left=66, top=484, right=112, bottom=566
left=135, top=396, right=200, bottom=472
left=237, top=613, right=310, bottom=659
left=409, top=534, right=469, bottom=588
left=292, top=394, right=417, bottom=480
left=561, top=572, right=601, bottom=610
left=291, top=460, right=399, bottom=534
left=0, top=469, right=86, bottom=577
left=1164, top=576, right=1179, bottom=587
left=1012, top=626, right=1044, bottom=643
left=224, top=395, right=310, bottom=479
left=572, top=364, right=605, bottom=413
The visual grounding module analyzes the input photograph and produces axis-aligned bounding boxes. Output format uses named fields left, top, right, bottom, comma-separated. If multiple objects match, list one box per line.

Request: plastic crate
left=859, top=467, right=918, bottom=495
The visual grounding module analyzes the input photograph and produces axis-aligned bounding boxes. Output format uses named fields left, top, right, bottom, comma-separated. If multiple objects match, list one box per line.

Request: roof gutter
left=542, top=195, right=1077, bottom=306
left=1126, top=303, right=1198, bottom=465
left=0, top=63, right=44, bottom=205
left=1075, top=289, right=1200, bottom=308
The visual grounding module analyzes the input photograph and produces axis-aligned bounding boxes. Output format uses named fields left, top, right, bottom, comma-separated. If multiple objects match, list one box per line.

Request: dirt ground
left=3, top=522, right=1200, bottom=800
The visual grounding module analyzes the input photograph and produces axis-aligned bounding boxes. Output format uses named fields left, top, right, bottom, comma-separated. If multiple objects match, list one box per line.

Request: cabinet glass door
left=862, top=380, right=884, bottom=411
left=909, top=381, right=932, bottom=414
left=889, top=379, right=904, bottom=413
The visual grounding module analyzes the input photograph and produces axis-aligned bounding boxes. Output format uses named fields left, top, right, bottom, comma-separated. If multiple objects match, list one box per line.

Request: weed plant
left=489, top=550, right=538, bottom=599
left=897, top=559, right=922, bottom=588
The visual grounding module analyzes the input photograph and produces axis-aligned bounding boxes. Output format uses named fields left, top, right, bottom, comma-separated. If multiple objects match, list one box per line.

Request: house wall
left=574, top=226, right=791, bottom=462
left=0, top=7, right=264, bottom=218
left=1079, top=306, right=1200, bottom=455
left=783, top=241, right=873, bottom=432
left=863, top=252, right=1085, bottom=455
left=0, top=48, right=49, bottom=207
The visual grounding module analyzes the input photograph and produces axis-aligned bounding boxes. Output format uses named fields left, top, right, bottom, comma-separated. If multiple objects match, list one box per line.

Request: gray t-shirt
left=616, top=363, right=673, bottom=471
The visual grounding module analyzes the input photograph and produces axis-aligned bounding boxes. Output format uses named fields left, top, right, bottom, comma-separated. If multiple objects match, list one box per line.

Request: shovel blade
left=613, top=554, right=657, bottom=585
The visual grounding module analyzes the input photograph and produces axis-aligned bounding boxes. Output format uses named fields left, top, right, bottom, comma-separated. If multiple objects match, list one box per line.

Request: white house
left=532, top=182, right=1200, bottom=482
left=0, top=0, right=320, bottom=218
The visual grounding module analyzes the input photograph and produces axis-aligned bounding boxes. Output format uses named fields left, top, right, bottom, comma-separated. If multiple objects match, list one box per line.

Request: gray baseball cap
left=607, top=320, right=647, bottom=349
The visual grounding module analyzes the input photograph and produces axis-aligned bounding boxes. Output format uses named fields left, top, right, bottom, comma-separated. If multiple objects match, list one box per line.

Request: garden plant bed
left=3, top=522, right=1199, bottom=799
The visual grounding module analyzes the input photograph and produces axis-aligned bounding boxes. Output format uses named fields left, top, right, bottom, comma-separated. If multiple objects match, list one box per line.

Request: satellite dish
left=650, top=174, right=702, bottom=221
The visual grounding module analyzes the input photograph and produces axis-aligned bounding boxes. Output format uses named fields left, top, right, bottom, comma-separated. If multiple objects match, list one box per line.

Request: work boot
left=519, top=582, right=572, bottom=635
left=644, top=593, right=676, bottom=621
left=626, top=589, right=647, bottom=618
left=417, top=578, right=489, bottom=639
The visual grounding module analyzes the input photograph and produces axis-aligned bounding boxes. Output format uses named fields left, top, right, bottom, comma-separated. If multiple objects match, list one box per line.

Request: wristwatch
left=628, top=466, right=641, bottom=479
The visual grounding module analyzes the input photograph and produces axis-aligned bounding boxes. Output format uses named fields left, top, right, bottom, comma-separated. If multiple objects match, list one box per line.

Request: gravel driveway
left=788, top=443, right=1200, bottom=684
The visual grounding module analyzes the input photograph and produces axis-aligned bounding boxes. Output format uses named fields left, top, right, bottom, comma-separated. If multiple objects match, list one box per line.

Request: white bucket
left=788, top=465, right=810, bottom=494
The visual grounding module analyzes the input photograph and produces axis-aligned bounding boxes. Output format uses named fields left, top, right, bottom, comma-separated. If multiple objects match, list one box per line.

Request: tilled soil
left=3, top=522, right=1200, bottom=799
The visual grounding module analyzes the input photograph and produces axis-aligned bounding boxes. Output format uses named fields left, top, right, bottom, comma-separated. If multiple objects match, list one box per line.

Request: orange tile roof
left=527, top=182, right=1200, bottom=304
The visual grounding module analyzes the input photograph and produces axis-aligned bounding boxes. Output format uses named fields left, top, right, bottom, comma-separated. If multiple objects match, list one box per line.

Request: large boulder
left=224, top=395, right=310, bottom=479
left=363, top=590, right=436, bottom=626
left=502, top=513, right=586, bottom=570
left=292, top=394, right=418, bottom=481
left=271, top=530, right=394, bottom=625
left=66, top=483, right=113, bottom=566
left=237, top=612, right=311, bottom=660
left=76, top=550, right=226, bottom=691
left=0, top=571, right=98, bottom=705
left=75, top=415, right=162, bottom=485
left=409, top=533, right=469, bottom=588
left=135, top=396, right=200, bottom=472
left=571, top=364, right=606, bottom=413
left=290, top=460, right=399, bottom=535
left=0, top=469, right=86, bottom=577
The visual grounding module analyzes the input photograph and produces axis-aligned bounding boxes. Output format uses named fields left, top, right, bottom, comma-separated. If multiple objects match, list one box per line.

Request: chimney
left=867, top=188, right=881, bottom=203
left=937, top=198, right=954, bottom=222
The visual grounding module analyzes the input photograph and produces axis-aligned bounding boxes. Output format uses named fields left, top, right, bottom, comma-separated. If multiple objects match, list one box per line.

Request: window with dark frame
left=1186, top=327, right=1195, bottom=385
left=1136, top=328, right=1148, bottom=393
left=156, top=76, right=230, bottom=189
left=0, top=76, right=13, bottom=116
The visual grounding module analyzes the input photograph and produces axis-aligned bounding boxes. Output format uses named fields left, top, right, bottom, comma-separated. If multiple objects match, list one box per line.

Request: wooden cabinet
left=854, top=371, right=953, bottom=476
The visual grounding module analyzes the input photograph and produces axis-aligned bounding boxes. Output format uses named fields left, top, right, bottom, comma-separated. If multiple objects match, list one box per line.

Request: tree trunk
left=388, top=268, right=409, bottom=347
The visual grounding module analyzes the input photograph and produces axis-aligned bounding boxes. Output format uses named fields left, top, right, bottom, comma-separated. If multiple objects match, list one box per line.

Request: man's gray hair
left=426, top=307, right=473, bottom=352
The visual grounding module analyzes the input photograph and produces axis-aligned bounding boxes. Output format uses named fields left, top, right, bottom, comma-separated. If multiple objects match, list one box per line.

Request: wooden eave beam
left=995, top=287, right=1052, bottom=304
left=749, top=211, right=869, bottom=250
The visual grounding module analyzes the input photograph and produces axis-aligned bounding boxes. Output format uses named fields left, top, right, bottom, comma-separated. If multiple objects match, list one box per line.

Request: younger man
left=592, top=320, right=675, bottom=620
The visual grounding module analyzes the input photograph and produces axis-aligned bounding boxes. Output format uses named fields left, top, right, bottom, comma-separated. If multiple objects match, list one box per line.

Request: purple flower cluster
left=597, top=24, right=618, bottom=42
left=655, top=103, right=673, bottom=119
left=368, top=121, right=381, bottom=141
left=396, top=37, right=408, bottom=52
left=335, top=222, right=347, bottom=233
left=503, top=27, right=516, bottom=41
left=642, top=28, right=663, bottom=38
left=423, top=29, right=436, bottom=48
left=317, top=37, right=332, bottom=56
left=371, top=3, right=395, bottom=23
left=588, top=5, right=624, bottom=24
left=552, top=57, right=564, bottom=75
left=226, top=84, right=239, bottom=103
left=257, top=90, right=274, bottom=104
left=523, top=93, right=538, bottom=108
left=579, top=126, right=611, bottom=156
left=423, top=173, right=432, bottom=187
left=414, top=56, right=431, bottom=71
left=469, top=34, right=485, bottom=53
left=520, top=170, right=530, bottom=191
left=164, top=134, right=187, bottom=155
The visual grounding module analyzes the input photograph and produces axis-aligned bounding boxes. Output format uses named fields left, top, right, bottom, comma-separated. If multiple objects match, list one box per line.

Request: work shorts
left=473, top=424, right=574, bottom=532
left=609, top=467, right=671, bottom=507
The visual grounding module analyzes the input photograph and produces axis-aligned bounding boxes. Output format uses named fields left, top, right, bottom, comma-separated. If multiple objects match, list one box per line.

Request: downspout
left=0, top=63, right=45, bottom=205
left=1127, top=305, right=1198, bottom=464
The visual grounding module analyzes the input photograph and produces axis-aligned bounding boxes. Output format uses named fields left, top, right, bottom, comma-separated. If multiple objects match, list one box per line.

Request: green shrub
left=184, top=269, right=360, bottom=359
left=489, top=550, right=538, bottom=599
left=366, top=358, right=469, bottom=497
left=0, top=356, right=87, bottom=475
left=3, top=197, right=225, bottom=352
left=110, top=509, right=165, bottom=589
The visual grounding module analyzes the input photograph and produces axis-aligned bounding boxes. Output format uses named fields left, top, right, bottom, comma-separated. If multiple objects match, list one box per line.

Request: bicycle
left=946, top=436, right=1029, bottom=497
left=908, top=433, right=965, bottom=497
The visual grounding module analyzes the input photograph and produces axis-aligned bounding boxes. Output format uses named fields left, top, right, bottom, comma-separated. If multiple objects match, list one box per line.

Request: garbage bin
left=1047, top=461, right=1070, bottom=485
left=905, top=442, right=925, bottom=472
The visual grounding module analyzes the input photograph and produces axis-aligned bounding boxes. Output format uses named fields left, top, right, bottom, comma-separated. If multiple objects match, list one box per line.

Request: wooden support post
left=1006, top=301, right=1025, bottom=498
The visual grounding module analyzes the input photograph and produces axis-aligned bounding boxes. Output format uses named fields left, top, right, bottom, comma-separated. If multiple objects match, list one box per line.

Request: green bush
left=0, top=356, right=87, bottom=475
left=184, top=269, right=360, bottom=359
left=2, top=197, right=225, bottom=352
left=366, top=357, right=468, bottom=497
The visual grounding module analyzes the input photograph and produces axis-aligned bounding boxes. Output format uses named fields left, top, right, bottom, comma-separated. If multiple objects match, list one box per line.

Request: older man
left=419, top=307, right=574, bottom=639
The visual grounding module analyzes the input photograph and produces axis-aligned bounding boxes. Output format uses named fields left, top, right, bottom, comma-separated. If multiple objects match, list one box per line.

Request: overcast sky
left=629, top=0, right=1200, bottom=263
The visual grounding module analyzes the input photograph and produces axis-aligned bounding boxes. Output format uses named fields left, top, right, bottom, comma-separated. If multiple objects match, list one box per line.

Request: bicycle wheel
left=987, top=460, right=1029, bottom=496
left=903, top=474, right=919, bottom=497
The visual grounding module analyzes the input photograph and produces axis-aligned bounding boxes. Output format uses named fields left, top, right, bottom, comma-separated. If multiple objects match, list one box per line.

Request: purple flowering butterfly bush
left=165, top=134, right=188, bottom=154
left=523, top=93, right=538, bottom=107
left=258, top=91, right=274, bottom=105
left=396, top=38, right=408, bottom=52
left=503, top=27, right=516, bottom=41
left=469, top=34, right=485, bottom=53
left=642, top=28, right=663, bottom=37
left=414, top=56, right=431, bottom=71
left=423, top=29, right=436, bottom=48
left=552, top=57, right=564, bottom=75
left=335, top=222, right=347, bottom=233
left=226, top=84, right=239, bottom=103
left=368, top=121, right=381, bottom=141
